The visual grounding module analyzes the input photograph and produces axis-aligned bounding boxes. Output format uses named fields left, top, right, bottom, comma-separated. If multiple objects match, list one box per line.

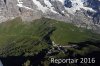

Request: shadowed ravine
left=0, top=49, right=48, bottom=66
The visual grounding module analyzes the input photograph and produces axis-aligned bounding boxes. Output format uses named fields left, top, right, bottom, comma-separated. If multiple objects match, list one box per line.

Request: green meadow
left=0, top=17, right=100, bottom=57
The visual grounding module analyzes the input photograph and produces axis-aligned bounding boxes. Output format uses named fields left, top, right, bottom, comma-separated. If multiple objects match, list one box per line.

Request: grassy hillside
left=0, top=18, right=54, bottom=57
left=50, top=20, right=100, bottom=45
left=0, top=17, right=100, bottom=57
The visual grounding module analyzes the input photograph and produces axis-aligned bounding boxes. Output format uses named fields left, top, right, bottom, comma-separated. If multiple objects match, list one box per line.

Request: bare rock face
left=0, top=0, right=100, bottom=32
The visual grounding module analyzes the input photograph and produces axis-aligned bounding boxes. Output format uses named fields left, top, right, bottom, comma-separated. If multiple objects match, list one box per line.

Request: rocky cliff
left=0, top=0, right=100, bottom=32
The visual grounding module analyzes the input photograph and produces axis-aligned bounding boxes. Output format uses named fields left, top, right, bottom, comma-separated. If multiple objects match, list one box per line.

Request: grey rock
left=0, top=0, right=100, bottom=32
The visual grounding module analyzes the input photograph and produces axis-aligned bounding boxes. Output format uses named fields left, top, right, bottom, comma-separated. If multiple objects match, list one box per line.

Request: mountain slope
left=0, top=18, right=100, bottom=66
left=0, top=17, right=100, bottom=57
left=0, top=0, right=100, bottom=32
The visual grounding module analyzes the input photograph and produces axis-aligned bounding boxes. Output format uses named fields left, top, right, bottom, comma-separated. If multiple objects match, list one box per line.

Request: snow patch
left=17, top=0, right=96, bottom=15
left=32, top=0, right=48, bottom=13
left=65, top=0, right=96, bottom=14
left=44, top=0, right=58, bottom=13
left=17, top=0, right=33, bottom=10
left=32, top=0, right=58, bottom=14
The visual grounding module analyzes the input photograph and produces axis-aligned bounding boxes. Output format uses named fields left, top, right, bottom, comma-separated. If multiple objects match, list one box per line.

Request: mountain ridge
left=0, top=0, right=100, bottom=32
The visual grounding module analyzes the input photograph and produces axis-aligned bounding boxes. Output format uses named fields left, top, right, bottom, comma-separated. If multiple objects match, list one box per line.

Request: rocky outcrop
left=0, top=0, right=100, bottom=32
